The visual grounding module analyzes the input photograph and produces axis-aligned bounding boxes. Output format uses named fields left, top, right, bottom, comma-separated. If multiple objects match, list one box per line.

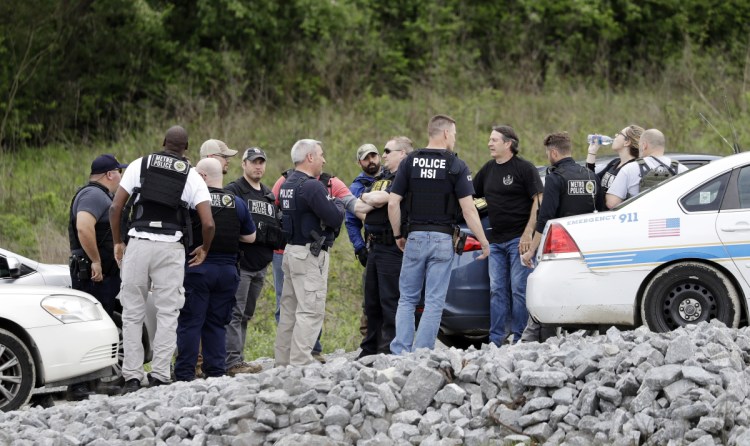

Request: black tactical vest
left=552, top=161, right=600, bottom=217
left=280, top=171, right=336, bottom=246
left=68, top=182, right=117, bottom=273
left=227, top=178, right=284, bottom=249
left=405, top=149, right=460, bottom=226
left=130, top=152, right=191, bottom=236
left=191, top=187, right=241, bottom=254
left=364, top=169, right=398, bottom=229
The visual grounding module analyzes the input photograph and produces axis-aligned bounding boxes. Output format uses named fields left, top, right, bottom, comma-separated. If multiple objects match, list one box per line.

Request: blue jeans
left=273, top=251, right=322, bottom=354
left=488, top=237, right=531, bottom=345
left=391, top=232, right=454, bottom=354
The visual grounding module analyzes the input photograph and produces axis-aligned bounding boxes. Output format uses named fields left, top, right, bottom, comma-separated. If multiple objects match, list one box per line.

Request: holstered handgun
left=453, top=226, right=468, bottom=255
left=309, top=230, right=326, bottom=257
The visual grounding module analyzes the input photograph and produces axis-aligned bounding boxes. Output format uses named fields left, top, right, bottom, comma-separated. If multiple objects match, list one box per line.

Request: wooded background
left=2, top=0, right=749, bottom=149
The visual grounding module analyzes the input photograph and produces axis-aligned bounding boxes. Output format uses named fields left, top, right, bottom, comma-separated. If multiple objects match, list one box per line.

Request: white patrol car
left=526, top=151, right=750, bottom=332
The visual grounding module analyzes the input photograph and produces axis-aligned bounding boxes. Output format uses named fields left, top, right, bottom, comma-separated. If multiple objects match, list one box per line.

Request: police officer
left=200, top=139, right=237, bottom=175
left=223, top=147, right=283, bottom=375
left=67, top=153, right=127, bottom=400
left=110, top=125, right=215, bottom=393
left=274, top=139, right=345, bottom=366
left=387, top=115, right=490, bottom=354
left=357, top=136, right=413, bottom=357
left=520, top=131, right=599, bottom=341
left=175, top=158, right=256, bottom=381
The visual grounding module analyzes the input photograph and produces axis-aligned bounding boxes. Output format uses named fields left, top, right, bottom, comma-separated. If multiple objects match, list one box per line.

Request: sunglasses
left=383, top=148, right=402, bottom=154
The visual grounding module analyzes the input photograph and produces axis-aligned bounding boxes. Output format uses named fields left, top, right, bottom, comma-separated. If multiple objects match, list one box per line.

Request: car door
left=715, top=165, right=750, bottom=288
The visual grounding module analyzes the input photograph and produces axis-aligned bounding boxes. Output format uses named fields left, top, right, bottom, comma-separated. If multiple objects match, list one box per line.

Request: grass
left=1, top=82, right=747, bottom=358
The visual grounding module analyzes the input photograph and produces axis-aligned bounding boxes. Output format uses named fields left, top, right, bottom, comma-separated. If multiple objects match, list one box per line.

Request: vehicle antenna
left=722, top=92, right=742, bottom=154
left=698, top=112, right=735, bottom=153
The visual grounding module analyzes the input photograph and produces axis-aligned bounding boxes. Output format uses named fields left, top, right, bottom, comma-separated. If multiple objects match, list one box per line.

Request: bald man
left=111, top=125, right=215, bottom=393
left=605, top=128, right=687, bottom=208
left=174, top=158, right=256, bottom=381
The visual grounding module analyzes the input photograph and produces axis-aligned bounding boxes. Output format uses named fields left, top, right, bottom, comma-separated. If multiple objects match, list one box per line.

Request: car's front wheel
left=0, top=328, right=36, bottom=412
left=641, top=262, right=741, bottom=332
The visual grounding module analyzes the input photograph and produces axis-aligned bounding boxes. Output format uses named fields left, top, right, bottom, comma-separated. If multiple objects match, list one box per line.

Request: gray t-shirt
left=606, top=156, right=688, bottom=199
left=72, top=185, right=112, bottom=223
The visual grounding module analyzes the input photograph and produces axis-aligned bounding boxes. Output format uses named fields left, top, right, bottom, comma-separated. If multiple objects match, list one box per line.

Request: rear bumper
left=527, top=259, right=643, bottom=326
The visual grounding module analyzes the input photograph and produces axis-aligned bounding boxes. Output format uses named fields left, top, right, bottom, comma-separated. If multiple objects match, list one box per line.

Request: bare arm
left=519, top=192, right=542, bottom=254
left=240, top=232, right=256, bottom=243
left=521, top=231, right=543, bottom=268
left=458, top=195, right=489, bottom=260
left=76, top=211, right=103, bottom=281
left=606, top=193, right=623, bottom=209
left=188, top=201, right=215, bottom=267
left=388, top=192, right=405, bottom=251
left=109, top=186, right=130, bottom=265
left=361, top=191, right=389, bottom=208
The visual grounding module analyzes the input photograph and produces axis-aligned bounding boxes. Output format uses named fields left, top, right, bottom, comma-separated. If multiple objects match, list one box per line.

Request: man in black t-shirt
left=473, top=125, right=543, bottom=346
left=223, top=147, right=282, bottom=376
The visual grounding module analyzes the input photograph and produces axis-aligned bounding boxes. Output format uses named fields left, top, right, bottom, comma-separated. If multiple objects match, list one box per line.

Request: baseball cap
left=200, top=139, right=238, bottom=158
left=90, top=154, right=128, bottom=175
left=356, top=143, right=378, bottom=161
left=243, top=147, right=267, bottom=161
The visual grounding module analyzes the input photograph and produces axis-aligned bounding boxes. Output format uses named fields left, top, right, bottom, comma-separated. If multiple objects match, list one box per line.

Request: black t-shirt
left=473, top=155, right=543, bottom=243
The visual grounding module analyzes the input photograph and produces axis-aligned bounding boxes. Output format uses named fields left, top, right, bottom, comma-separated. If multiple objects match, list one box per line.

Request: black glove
left=355, top=248, right=368, bottom=267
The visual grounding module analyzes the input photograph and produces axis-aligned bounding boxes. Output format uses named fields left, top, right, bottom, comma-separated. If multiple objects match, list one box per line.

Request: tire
left=641, top=262, right=741, bottom=332
left=437, top=333, right=489, bottom=350
left=0, top=328, right=36, bottom=412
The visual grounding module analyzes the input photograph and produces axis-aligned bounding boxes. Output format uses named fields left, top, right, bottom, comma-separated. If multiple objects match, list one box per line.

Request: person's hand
left=90, top=262, right=103, bottom=282
left=521, top=250, right=535, bottom=268
left=396, top=237, right=406, bottom=252
left=355, top=248, right=368, bottom=267
left=476, top=241, right=490, bottom=260
left=519, top=234, right=532, bottom=254
left=588, top=139, right=601, bottom=156
left=114, top=243, right=125, bottom=266
left=188, top=245, right=207, bottom=267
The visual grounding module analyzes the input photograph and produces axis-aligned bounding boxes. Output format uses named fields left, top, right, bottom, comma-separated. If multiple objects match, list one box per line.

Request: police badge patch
left=503, top=175, right=513, bottom=185
left=568, top=180, right=596, bottom=195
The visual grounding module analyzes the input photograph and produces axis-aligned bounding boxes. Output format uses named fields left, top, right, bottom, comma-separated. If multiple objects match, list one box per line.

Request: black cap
left=90, top=154, right=128, bottom=174
left=243, top=147, right=267, bottom=161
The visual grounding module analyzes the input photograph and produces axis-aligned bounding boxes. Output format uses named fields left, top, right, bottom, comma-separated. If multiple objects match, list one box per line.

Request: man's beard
left=364, top=163, right=380, bottom=176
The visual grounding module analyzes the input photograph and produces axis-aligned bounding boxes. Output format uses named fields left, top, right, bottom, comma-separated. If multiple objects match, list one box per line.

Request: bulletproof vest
left=130, top=152, right=190, bottom=235
left=192, top=187, right=240, bottom=254
left=637, top=157, right=679, bottom=192
left=405, top=149, right=460, bottom=225
left=68, top=182, right=116, bottom=273
left=227, top=178, right=284, bottom=249
left=364, top=169, right=397, bottom=228
left=279, top=171, right=336, bottom=246
left=551, top=161, right=599, bottom=217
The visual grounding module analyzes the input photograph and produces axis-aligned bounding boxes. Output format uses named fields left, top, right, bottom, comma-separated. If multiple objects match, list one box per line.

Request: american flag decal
left=649, top=218, right=680, bottom=237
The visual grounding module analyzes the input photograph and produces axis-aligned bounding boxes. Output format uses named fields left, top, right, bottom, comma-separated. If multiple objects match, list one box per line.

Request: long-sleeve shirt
left=345, top=172, right=376, bottom=252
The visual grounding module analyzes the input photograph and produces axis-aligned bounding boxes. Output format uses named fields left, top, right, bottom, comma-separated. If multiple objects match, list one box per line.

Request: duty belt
left=368, top=232, right=395, bottom=245
left=408, top=224, right=454, bottom=235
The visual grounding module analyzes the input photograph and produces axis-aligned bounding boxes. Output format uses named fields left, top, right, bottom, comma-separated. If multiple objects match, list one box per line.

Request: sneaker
left=121, top=378, right=141, bottom=395
left=195, top=365, right=205, bottom=379
left=227, top=361, right=262, bottom=376
left=312, top=352, right=326, bottom=364
left=147, top=373, right=169, bottom=387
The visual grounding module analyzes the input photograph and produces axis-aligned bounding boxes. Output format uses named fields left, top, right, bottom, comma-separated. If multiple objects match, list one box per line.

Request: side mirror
left=4, top=257, right=22, bottom=279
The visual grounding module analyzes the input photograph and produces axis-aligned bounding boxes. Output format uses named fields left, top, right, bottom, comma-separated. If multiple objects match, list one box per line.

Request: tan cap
left=356, top=143, right=378, bottom=161
left=200, top=139, right=238, bottom=158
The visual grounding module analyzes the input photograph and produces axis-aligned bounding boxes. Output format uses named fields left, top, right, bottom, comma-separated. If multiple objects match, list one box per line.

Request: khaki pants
left=120, top=238, right=185, bottom=382
left=274, top=244, right=328, bottom=366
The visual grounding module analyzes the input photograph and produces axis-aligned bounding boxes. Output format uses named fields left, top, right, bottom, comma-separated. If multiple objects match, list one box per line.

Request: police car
left=526, top=151, right=750, bottom=332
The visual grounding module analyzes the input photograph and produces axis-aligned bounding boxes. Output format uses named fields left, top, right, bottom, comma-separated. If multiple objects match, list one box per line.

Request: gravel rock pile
left=3, top=320, right=750, bottom=445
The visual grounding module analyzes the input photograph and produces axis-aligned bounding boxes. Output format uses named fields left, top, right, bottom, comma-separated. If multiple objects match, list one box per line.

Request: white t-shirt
left=120, top=155, right=211, bottom=242
left=606, top=156, right=689, bottom=200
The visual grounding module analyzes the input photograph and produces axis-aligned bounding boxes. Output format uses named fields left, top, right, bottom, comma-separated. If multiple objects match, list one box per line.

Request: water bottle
left=587, top=134, right=614, bottom=145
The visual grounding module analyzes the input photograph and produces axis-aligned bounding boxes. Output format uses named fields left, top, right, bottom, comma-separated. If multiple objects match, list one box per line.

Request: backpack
left=637, top=157, right=680, bottom=191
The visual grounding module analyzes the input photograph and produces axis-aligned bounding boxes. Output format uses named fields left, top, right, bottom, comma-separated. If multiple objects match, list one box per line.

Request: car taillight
left=541, top=223, right=581, bottom=259
left=463, top=235, right=482, bottom=252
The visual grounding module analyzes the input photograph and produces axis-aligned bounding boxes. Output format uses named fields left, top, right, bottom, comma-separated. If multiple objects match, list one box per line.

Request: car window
left=0, top=256, right=9, bottom=278
left=739, top=167, right=750, bottom=209
left=681, top=172, right=730, bottom=212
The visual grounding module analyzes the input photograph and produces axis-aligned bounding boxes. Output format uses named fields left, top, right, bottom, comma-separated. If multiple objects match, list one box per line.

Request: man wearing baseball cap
left=200, top=139, right=237, bottom=175
left=66, top=153, right=128, bottom=400
left=346, top=143, right=382, bottom=337
left=223, top=147, right=284, bottom=375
